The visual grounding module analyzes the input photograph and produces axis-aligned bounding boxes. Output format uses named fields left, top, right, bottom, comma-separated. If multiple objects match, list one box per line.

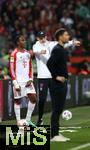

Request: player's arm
left=26, top=58, right=33, bottom=87
left=29, top=50, right=34, bottom=57
left=64, top=40, right=81, bottom=49
left=10, top=52, right=20, bottom=91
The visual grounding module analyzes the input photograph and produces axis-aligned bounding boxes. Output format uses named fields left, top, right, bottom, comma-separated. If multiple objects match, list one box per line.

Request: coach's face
left=37, top=36, right=47, bottom=43
left=59, top=31, right=70, bottom=43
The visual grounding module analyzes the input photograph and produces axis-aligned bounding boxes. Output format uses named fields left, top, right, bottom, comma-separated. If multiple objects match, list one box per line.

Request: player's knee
left=14, top=99, right=21, bottom=105
left=28, top=94, right=37, bottom=104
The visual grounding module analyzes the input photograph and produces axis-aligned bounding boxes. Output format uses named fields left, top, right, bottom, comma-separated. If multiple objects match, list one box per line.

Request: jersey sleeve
left=29, top=57, right=33, bottom=79
left=9, top=51, right=16, bottom=80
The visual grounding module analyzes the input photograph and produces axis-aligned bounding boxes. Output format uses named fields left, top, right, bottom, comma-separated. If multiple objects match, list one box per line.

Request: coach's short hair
left=54, top=28, right=67, bottom=41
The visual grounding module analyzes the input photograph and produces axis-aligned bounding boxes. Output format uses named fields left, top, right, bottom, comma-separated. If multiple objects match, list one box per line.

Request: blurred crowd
left=0, top=0, right=90, bottom=78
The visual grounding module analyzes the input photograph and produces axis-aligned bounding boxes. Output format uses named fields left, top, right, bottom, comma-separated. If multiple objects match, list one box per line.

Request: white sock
left=14, top=103, right=20, bottom=121
left=26, top=101, right=35, bottom=121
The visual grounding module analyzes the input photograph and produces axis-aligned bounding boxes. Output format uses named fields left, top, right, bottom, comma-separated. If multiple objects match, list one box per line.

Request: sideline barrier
left=0, top=75, right=90, bottom=121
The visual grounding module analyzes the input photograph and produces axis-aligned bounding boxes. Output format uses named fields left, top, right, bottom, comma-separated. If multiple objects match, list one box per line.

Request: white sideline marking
left=70, top=143, right=90, bottom=150
left=60, top=129, right=77, bottom=133
left=60, top=127, right=81, bottom=129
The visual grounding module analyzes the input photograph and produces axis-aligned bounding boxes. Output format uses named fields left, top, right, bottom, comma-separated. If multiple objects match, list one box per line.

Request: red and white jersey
left=10, top=48, right=33, bottom=82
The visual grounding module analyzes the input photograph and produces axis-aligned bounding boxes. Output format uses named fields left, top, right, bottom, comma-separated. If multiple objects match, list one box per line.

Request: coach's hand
left=74, top=40, right=81, bottom=46
left=56, top=76, right=66, bottom=83
left=40, top=50, right=46, bottom=54
left=26, top=79, right=33, bottom=87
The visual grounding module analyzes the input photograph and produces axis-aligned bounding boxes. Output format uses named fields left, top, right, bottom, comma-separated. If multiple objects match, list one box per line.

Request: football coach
left=47, top=28, right=70, bottom=142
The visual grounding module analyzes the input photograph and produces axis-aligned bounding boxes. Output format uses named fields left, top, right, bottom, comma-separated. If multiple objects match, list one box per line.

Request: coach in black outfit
left=47, top=28, right=70, bottom=142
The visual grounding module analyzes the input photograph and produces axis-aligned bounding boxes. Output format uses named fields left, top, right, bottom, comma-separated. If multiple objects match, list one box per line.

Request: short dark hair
left=15, top=35, right=24, bottom=44
left=54, top=28, right=67, bottom=41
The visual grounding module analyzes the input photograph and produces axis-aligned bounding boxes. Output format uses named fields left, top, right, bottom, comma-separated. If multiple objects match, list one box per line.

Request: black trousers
left=50, top=79, right=67, bottom=138
left=38, top=78, right=52, bottom=120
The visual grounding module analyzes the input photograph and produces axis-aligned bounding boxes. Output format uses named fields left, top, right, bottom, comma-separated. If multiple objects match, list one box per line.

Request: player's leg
left=26, top=93, right=36, bottom=121
left=24, top=83, right=36, bottom=125
left=24, top=93, right=37, bottom=127
left=13, top=84, right=24, bottom=126
left=37, top=79, right=48, bottom=125
left=14, top=99, right=21, bottom=126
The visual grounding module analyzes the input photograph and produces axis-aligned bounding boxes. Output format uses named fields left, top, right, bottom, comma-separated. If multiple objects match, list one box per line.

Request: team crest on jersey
left=10, top=56, right=14, bottom=62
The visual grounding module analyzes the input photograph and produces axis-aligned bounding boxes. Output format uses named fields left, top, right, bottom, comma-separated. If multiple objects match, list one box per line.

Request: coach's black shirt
left=47, top=43, right=68, bottom=80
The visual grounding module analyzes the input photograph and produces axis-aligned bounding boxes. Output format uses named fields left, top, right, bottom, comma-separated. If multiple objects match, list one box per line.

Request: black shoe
left=37, top=118, right=43, bottom=126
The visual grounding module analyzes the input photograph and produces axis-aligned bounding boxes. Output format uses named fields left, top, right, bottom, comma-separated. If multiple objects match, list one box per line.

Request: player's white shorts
left=13, top=82, right=36, bottom=99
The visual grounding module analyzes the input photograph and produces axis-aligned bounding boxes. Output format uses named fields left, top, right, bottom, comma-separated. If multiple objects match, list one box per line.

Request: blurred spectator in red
left=77, top=61, right=89, bottom=75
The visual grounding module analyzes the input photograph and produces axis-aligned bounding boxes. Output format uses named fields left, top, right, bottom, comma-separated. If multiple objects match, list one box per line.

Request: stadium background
left=0, top=0, right=90, bottom=149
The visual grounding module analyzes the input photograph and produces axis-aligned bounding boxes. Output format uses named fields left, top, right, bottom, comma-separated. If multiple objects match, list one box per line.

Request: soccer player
left=10, top=35, right=36, bottom=127
left=33, top=31, right=80, bottom=125
left=47, top=28, right=71, bottom=142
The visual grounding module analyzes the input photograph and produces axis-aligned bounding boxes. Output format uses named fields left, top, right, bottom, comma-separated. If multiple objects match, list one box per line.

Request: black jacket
left=47, top=43, right=68, bottom=80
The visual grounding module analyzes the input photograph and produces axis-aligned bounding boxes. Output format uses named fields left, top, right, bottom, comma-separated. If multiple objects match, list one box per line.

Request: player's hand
left=26, top=79, right=33, bottom=87
left=15, top=86, right=21, bottom=92
left=13, top=80, right=21, bottom=91
left=29, top=50, right=34, bottom=57
left=74, top=40, right=81, bottom=46
left=40, top=50, right=46, bottom=54
left=56, top=76, right=66, bottom=83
